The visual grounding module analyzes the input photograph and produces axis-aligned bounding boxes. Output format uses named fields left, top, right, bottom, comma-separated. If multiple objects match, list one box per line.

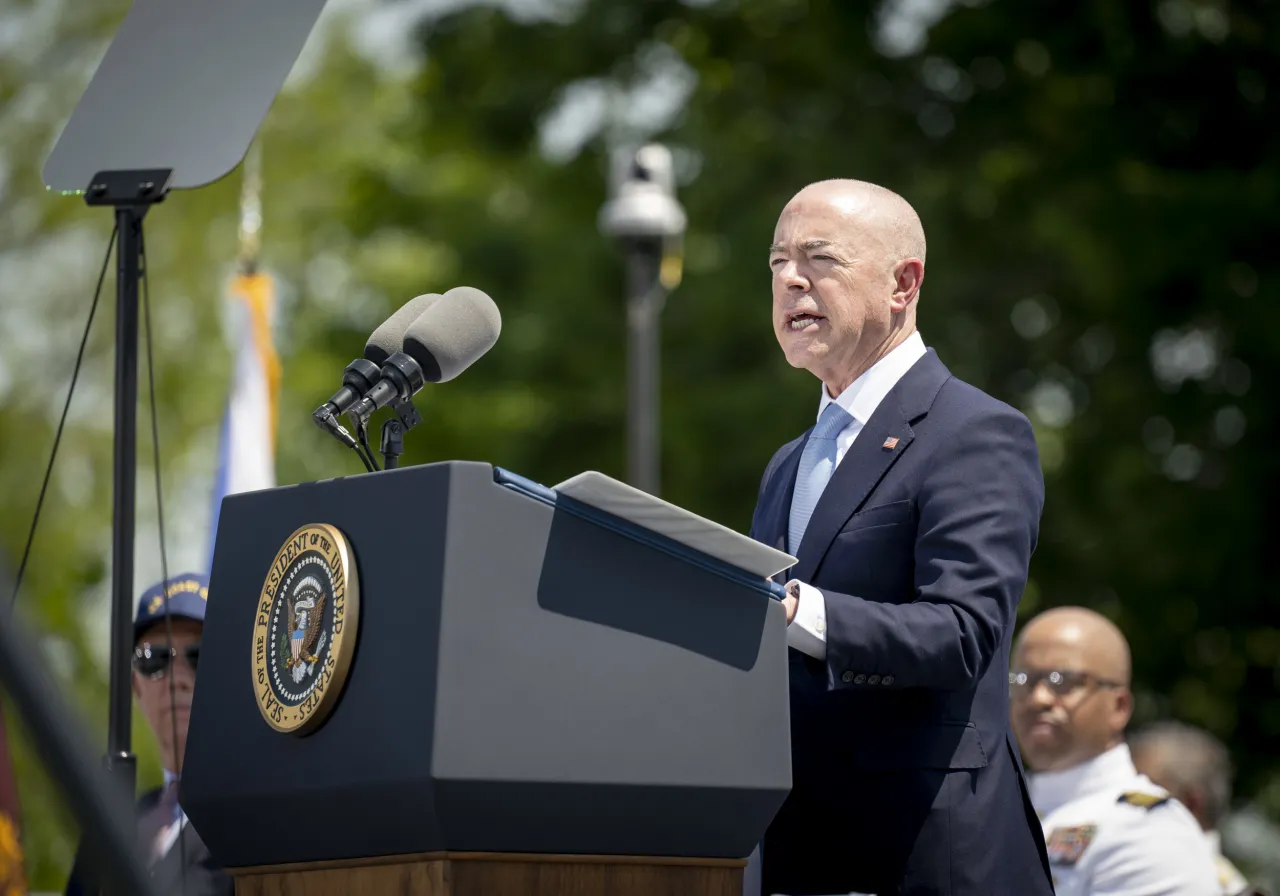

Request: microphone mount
left=314, top=353, right=427, bottom=473
left=311, top=408, right=358, bottom=450
left=312, top=358, right=384, bottom=466
left=378, top=395, right=422, bottom=470
left=348, top=352, right=425, bottom=424
left=353, top=354, right=426, bottom=473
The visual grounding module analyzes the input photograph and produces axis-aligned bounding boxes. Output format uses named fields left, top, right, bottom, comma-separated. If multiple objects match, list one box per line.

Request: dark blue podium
left=182, top=461, right=791, bottom=896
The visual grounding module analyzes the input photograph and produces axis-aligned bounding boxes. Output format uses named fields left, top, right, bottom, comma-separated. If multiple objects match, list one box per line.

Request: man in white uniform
left=1010, top=606, right=1219, bottom=896
left=1132, top=721, right=1261, bottom=896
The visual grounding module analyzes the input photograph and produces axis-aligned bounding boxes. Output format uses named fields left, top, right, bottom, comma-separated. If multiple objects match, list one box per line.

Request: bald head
left=787, top=179, right=927, bottom=266
left=1131, top=721, right=1233, bottom=831
left=769, top=178, right=928, bottom=396
left=1010, top=606, right=1135, bottom=773
left=1014, top=606, right=1132, bottom=687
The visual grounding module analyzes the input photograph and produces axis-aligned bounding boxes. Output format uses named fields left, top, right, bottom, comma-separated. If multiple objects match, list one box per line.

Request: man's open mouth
left=787, top=311, right=825, bottom=331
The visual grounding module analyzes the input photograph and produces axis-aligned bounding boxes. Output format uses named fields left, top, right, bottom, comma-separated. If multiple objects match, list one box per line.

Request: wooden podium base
left=232, top=851, right=746, bottom=896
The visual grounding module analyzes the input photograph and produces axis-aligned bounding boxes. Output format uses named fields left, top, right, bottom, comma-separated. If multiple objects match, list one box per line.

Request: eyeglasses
left=1009, top=668, right=1121, bottom=700
left=133, top=642, right=200, bottom=679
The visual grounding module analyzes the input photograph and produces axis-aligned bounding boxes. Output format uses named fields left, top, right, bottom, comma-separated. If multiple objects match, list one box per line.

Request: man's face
left=132, top=617, right=202, bottom=773
left=769, top=194, right=899, bottom=391
left=1010, top=634, right=1131, bottom=773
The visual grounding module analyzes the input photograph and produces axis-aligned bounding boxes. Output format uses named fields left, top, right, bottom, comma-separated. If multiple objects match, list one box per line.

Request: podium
left=182, top=461, right=792, bottom=895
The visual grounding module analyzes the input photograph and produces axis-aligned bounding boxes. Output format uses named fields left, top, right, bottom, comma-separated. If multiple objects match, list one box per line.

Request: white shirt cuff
left=786, top=580, right=827, bottom=660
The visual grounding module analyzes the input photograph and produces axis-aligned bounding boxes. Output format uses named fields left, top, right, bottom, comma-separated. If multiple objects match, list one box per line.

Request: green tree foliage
left=1, top=0, right=1277, bottom=887
left=347, top=0, right=1280, bottom=877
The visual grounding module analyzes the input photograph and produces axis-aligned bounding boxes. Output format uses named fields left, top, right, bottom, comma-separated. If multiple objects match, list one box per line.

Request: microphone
left=349, top=286, right=502, bottom=421
left=312, top=293, right=443, bottom=435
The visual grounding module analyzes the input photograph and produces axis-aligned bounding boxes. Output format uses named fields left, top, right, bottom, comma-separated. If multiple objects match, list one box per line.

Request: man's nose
left=171, top=659, right=197, bottom=691
left=780, top=260, right=809, bottom=290
left=1028, top=678, right=1057, bottom=708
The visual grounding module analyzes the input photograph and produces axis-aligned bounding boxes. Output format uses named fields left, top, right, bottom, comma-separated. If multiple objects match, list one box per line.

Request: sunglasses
left=133, top=642, right=200, bottom=679
left=1008, top=668, right=1121, bottom=700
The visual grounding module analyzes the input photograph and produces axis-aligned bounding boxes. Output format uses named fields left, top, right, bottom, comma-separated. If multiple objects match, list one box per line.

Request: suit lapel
left=792, top=402, right=913, bottom=582
left=761, top=436, right=806, bottom=581
left=792, top=350, right=951, bottom=583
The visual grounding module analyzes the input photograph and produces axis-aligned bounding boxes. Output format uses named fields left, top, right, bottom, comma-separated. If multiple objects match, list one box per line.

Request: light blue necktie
left=788, top=402, right=855, bottom=556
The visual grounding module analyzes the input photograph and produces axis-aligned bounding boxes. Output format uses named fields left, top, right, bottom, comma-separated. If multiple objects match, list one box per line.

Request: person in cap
left=1010, top=606, right=1219, bottom=896
left=65, top=573, right=233, bottom=896
left=1131, top=721, right=1263, bottom=896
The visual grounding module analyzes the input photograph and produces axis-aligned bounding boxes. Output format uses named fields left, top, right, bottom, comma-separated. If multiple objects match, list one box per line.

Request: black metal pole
left=0, top=605, right=159, bottom=896
left=107, top=205, right=141, bottom=803
left=625, top=240, right=665, bottom=496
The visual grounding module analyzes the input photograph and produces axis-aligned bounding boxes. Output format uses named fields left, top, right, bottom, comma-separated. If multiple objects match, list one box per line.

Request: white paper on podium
left=553, top=471, right=798, bottom=580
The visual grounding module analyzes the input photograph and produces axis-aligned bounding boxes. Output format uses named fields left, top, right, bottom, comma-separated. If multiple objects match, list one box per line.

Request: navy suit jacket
left=64, top=786, right=234, bottom=896
left=750, top=349, right=1054, bottom=896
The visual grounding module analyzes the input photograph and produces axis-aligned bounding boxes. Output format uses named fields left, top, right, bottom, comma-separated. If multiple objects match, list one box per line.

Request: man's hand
left=782, top=580, right=800, bottom=624
left=782, top=594, right=798, bottom=623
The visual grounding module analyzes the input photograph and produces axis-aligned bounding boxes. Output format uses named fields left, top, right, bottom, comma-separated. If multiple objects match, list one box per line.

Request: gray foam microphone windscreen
left=364, top=293, right=443, bottom=365
left=401, top=286, right=502, bottom=383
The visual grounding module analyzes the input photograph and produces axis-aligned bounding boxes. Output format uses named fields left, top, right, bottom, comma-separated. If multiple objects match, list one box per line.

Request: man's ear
left=1180, top=786, right=1206, bottom=823
left=131, top=669, right=141, bottom=700
left=1113, top=687, right=1135, bottom=732
left=891, top=258, right=924, bottom=313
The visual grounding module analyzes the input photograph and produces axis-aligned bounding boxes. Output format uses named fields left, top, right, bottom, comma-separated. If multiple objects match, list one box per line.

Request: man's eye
left=812, top=254, right=833, bottom=262
left=769, top=258, right=786, bottom=268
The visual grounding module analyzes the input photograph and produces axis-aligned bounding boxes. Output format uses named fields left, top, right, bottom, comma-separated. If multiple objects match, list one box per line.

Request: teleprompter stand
left=82, top=166, right=172, bottom=823
left=41, top=0, right=333, bottom=891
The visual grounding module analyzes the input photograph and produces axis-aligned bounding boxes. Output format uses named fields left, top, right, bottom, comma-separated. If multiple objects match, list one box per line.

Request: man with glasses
left=65, top=573, right=233, bottom=896
left=1010, top=606, right=1218, bottom=896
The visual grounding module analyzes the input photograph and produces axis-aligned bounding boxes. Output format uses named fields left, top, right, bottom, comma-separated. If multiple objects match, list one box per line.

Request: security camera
left=599, top=143, right=687, bottom=241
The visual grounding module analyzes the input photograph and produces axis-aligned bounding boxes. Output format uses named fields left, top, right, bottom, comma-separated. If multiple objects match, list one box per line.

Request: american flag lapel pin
left=882, top=436, right=900, bottom=450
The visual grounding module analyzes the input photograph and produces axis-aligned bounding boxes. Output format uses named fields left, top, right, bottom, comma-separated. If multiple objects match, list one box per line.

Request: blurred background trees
left=1, top=0, right=1277, bottom=888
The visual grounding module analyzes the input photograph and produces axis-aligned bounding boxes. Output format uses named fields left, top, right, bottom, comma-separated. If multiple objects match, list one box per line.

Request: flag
left=207, top=270, right=281, bottom=566
left=0, top=699, right=26, bottom=896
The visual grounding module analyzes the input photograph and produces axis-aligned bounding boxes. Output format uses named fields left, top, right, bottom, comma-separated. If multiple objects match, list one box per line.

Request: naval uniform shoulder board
left=1117, top=791, right=1170, bottom=810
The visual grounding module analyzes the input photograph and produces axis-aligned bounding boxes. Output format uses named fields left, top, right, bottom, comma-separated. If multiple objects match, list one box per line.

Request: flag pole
left=238, top=140, right=263, bottom=274
left=207, top=140, right=280, bottom=568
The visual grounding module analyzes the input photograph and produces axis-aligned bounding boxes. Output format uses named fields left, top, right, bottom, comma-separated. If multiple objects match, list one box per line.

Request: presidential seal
left=251, top=523, right=359, bottom=735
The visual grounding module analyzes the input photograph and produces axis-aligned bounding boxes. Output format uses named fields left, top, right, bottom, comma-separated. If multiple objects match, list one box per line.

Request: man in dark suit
left=65, top=573, right=233, bottom=896
left=751, top=179, right=1054, bottom=895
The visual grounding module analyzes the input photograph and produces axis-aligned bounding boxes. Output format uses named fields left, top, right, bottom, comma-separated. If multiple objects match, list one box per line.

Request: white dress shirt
left=786, top=330, right=927, bottom=660
left=1028, top=744, right=1220, bottom=896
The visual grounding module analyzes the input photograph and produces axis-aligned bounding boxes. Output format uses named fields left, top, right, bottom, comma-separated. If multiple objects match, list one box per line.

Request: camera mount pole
left=598, top=143, right=686, bottom=498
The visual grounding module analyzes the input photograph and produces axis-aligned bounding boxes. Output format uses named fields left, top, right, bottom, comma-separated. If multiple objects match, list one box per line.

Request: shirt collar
left=817, top=330, right=927, bottom=426
left=161, top=768, right=188, bottom=825
left=1028, top=743, right=1137, bottom=818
